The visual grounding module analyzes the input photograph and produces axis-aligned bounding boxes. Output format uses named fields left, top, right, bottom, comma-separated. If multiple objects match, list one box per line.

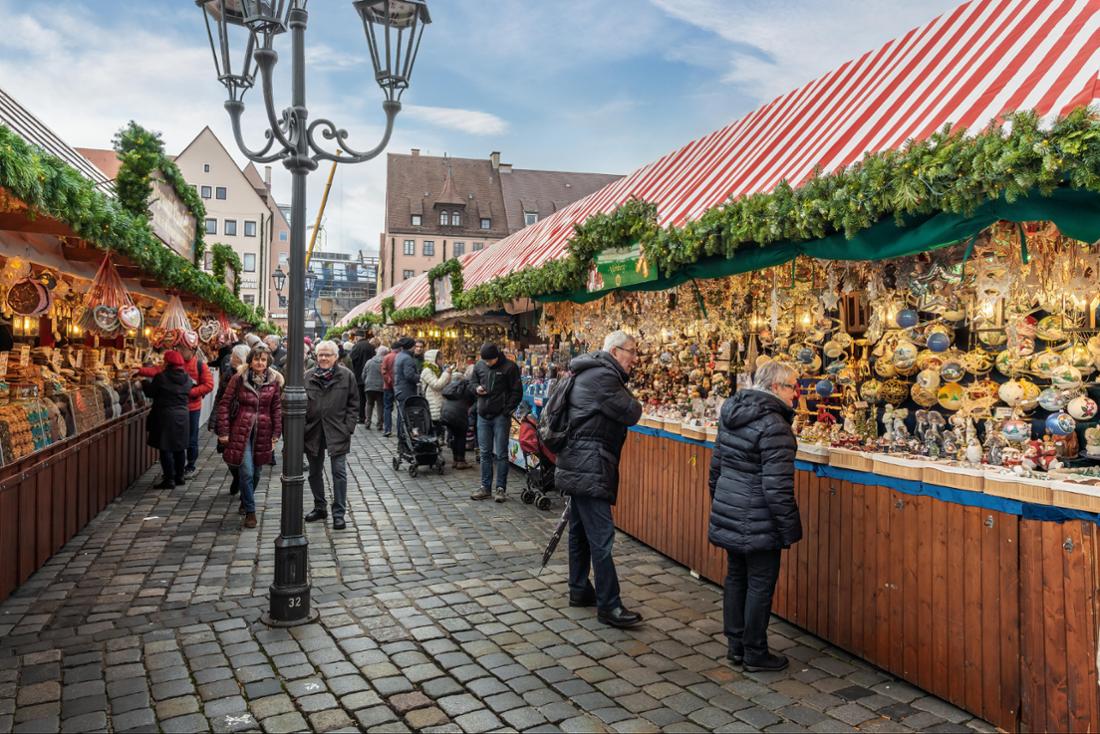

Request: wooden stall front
left=615, top=428, right=1100, bottom=733
left=0, top=408, right=155, bottom=603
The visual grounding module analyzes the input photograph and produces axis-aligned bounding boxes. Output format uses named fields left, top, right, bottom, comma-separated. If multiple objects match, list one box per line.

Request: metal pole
left=264, top=3, right=318, bottom=626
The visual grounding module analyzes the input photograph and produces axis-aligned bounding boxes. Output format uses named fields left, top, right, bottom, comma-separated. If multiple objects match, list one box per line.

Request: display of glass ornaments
left=1002, top=416, right=1032, bottom=443
left=927, top=331, right=951, bottom=352
left=1038, top=387, right=1070, bottom=412
left=1046, top=411, right=1077, bottom=436
left=937, top=382, right=964, bottom=411
left=1067, top=394, right=1098, bottom=421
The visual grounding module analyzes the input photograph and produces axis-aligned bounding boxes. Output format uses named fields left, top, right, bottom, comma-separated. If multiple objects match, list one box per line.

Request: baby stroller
left=516, top=407, right=558, bottom=510
left=392, top=395, right=445, bottom=477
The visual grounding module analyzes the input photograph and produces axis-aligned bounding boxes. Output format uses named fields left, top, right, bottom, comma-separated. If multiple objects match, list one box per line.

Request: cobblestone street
left=0, top=429, right=992, bottom=733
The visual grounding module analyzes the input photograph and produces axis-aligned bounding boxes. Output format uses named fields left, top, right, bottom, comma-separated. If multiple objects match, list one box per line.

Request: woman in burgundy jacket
left=216, top=345, right=283, bottom=528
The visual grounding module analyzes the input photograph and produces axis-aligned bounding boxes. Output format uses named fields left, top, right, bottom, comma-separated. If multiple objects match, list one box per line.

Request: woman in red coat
left=216, top=345, right=283, bottom=528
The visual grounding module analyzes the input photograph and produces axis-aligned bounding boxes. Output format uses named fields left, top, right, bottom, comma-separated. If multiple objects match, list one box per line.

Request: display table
left=614, top=427, right=1099, bottom=733
left=0, top=408, right=156, bottom=603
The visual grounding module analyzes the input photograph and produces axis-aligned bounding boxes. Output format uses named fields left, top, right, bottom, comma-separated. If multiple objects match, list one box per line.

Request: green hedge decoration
left=112, top=121, right=208, bottom=266
left=0, top=123, right=253, bottom=321
left=210, top=243, right=242, bottom=297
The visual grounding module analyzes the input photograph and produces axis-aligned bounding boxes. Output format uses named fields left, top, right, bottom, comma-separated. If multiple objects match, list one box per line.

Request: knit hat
left=164, top=350, right=185, bottom=368
left=399, top=337, right=416, bottom=350
left=480, top=343, right=501, bottom=361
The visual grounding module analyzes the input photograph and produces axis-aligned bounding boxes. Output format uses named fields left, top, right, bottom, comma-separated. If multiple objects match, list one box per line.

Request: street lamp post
left=197, top=0, right=431, bottom=626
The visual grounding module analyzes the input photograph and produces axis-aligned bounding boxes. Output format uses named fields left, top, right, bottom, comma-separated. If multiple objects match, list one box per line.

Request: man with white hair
left=555, top=330, right=643, bottom=629
left=303, top=339, right=359, bottom=530
left=708, top=359, right=802, bottom=672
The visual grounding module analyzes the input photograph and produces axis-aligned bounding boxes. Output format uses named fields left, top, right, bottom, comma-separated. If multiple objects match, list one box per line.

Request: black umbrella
left=539, top=497, right=571, bottom=575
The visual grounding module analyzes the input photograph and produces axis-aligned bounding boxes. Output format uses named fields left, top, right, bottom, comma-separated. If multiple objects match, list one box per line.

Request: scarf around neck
left=248, top=368, right=270, bottom=389
left=313, top=365, right=338, bottom=384
left=424, top=362, right=441, bottom=378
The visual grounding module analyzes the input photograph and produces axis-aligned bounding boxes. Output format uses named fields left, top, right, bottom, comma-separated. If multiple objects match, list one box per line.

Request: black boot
left=305, top=508, right=327, bottom=522
left=597, top=606, right=643, bottom=629
left=743, top=652, right=788, bottom=672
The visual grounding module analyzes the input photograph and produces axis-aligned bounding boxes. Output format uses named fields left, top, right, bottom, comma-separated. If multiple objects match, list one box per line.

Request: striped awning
left=369, top=0, right=1100, bottom=312
left=340, top=251, right=482, bottom=322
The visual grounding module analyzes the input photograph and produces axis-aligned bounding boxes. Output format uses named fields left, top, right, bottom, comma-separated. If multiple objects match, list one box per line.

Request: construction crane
left=305, top=152, right=340, bottom=270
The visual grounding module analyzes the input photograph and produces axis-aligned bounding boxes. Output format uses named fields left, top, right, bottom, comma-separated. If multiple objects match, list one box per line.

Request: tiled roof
left=385, top=152, right=509, bottom=238
left=74, top=147, right=122, bottom=180
left=500, top=168, right=621, bottom=233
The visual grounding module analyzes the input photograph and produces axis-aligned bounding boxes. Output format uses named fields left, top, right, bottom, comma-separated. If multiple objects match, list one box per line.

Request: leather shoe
left=597, top=606, right=643, bottom=629
left=568, top=591, right=597, bottom=608
left=727, top=649, right=744, bottom=666
left=333, top=517, right=346, bottom=530
left=743, top=652, right=789, bottom=672
left=305, top=509, right=327, bottom=522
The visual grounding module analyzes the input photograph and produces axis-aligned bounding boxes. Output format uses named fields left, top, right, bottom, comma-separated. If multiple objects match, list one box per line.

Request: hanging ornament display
left=77, top=255, right=142, bottom=336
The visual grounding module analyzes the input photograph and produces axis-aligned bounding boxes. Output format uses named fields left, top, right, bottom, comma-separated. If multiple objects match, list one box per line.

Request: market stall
left=0, top=103, right=259, bottom=603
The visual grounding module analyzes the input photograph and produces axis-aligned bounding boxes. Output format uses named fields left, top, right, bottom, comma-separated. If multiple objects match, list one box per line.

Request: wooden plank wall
left=616, top=431, right=1100, bottom=733
left=0, top=409, right=154, bottom=604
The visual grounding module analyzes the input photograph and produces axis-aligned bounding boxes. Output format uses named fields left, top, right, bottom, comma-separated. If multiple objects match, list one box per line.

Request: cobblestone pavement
left=0, top=429, right=993, bottom=733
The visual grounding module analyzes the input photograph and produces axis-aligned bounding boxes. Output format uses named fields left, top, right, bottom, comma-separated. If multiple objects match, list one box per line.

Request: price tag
left=18, top=345, right=30, bottom=368
left=74, top=350, right=83, bottom=369
left=855, top=400, right=869, bottom=409
left=0, top=352, right=8, bottom=378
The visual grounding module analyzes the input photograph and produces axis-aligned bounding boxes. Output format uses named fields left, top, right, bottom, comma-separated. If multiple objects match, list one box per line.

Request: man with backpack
left=552, top=330, right=643, bottom=629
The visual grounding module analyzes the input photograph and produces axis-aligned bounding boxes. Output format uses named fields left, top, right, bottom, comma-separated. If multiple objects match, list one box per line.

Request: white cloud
left=649, top=0, right=963, bottom=102
left=305, top=43, right=368, bottom=72
left=403, top=105, right=509, bottom=136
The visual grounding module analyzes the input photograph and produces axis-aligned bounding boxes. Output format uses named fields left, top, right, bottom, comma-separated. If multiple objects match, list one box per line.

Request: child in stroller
left=515, top=403, right=557, bottom=510
left=392, top=395, right=445, bottom=477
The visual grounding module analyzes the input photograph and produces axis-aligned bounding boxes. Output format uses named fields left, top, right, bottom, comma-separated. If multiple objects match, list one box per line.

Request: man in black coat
left=350, top=330, right=376, bottom=424
left=556, top=330, right=643, bottom=629
left=469, top=344, right=523, bottom=502
left=708, top=359, right=803, bottom=672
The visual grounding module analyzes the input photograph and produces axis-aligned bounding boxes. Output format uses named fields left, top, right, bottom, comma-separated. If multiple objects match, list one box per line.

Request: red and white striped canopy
left=340, top=252, right=479, bottom=323
left=361, top=0, right=1100, bottom=315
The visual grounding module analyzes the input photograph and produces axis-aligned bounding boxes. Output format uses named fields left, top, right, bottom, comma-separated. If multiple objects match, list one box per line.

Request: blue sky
left=0, top=0, right=961, bottom=255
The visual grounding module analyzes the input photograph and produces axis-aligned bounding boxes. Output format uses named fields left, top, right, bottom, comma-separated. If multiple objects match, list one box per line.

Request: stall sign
left=434, top=274, right=453, bottom=311
left=586, top=242, right=657, bottom=293
left=17, top=345, right=30, bottom=368
left=149, top=171, right=197, bottom=263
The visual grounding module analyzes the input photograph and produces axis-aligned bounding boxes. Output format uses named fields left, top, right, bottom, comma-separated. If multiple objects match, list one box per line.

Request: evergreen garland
left=112, top=121, right=208, bottom=265
left=209, top=243, right=243, bottom=296
left=0, top=123, right=252, bottom=321
left=426, top=257, right=464, bottom=310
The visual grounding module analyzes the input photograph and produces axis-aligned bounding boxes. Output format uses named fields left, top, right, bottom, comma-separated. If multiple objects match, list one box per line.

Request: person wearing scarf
left=303, top=340, right=359, bottom=530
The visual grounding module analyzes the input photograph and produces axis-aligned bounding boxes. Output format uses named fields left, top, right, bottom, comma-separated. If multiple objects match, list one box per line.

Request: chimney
left=490, top=151, right=500, bottom=170
left=411, top=148, right=420, bottom=157
left=264, top=165, right=272, bottom=189
left=499, top=163, right=512, bottom=174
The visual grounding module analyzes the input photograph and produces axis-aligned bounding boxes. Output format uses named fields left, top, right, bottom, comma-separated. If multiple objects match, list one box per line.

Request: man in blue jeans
left=469, top=343, right=522, bottom=503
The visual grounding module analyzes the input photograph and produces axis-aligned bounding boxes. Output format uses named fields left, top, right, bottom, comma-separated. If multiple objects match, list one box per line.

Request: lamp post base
left=265, top=532, right=312, bottom=625
left=261, top=607, right=318, bottom=628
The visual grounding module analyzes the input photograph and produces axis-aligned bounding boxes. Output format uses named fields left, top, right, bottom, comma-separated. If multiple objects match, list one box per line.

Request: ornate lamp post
left=197, top=0, right=431, bottom=625
left=272, top=264, right=287, bottom=296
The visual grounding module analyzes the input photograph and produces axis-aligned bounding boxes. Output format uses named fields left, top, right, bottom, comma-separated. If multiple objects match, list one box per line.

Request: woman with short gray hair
left=707, top=360, right=803, bottom=672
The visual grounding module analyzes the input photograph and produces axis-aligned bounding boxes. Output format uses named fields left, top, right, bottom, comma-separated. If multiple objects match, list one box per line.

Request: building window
left=402, top=269, right=415, bottom=280
left=423, top=241, right=435, bottom=256
left=279, top=231, right=287, bottom=241
left=480, top=218, right=491, bottom=229
left=453, top=242, right=465, bottom=257
left=244, top=221, right=257, bottom=237
left=205, top=218, right=217, bottom=234
left=472, top=241, right=484, bottom=251
left=243, top=294, right=255, bottom=305
left=243, top=253, right=256, bottom=272
left=216, top=186, right=227, bottom=200
left=200, top=185, right=212, bottom=199
left=440, top=211, right=449, bottom=226
left=452, top=212, right=461, bottom=226
left=411, top=214, right=421, bottom=226
left=403, top=240, right=415, bottom=256
left=279, top=253, right=288, bottom=266
left=279, top=295, right=288, bottom=308
left=524, top=212, right=538, bottom=226
left=224, top=219, right=237, bottom=236
left=204, top=252, right=213, bottom=270
left=203, top=164, right=210, bottom=173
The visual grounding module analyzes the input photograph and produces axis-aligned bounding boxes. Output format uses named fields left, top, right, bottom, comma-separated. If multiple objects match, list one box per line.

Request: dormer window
left=440, top=211, right=449, bottom=226
left=411, top=214, right=421, bottom=226
left=452, top=212, right=461, bottom=226
left=524, top=212, right=538, bottom=226
left=480, top=218, right=491, bottom=230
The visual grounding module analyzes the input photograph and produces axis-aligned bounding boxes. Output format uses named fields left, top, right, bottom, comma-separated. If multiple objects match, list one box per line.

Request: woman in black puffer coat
left=708, top=360, right=803, bottom=673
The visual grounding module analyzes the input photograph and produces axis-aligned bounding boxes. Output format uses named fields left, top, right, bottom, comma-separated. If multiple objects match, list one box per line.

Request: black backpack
left=537, top=374, right=575, bottom=453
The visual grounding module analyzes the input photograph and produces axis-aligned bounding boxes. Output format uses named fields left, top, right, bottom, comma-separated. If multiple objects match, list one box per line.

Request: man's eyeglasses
left=778, top=382, right=799, bottom=391
left=614, top=346, right=638, bottom=356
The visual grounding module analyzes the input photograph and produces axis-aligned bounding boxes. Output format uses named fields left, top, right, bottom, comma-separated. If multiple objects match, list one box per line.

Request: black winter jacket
left=440, top=378, right=476, bottom=429
left=556, top=351, right=642, bottom=505
left=350, top=340, right=375, bottom=385
left=708, top=389, right=802, bottom=553
left=144, top=367, right=193, bottom=453
left=471, top=357, right=522, bottom=419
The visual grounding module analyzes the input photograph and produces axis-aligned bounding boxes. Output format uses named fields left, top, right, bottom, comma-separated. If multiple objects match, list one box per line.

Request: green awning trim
left=535, top=187, right=1100, bottom=305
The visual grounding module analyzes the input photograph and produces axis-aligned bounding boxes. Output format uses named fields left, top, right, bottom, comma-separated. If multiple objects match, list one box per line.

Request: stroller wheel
left=521, top=489, right=535, bottom=505
left=409, top=465, right=418, bottom=478
left=536, top=495, right=552, bottom=511
left=392, top=457, right=400, bottom=470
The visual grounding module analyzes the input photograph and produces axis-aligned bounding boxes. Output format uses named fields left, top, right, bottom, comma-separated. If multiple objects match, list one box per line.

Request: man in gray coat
left=304, top=340, right=359, bottom=530
left=393, top=336, right=420, bottom=442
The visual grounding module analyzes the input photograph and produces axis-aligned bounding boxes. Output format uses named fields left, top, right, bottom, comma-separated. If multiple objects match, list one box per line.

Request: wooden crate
left=681, top=425, right=706, bottom=441
left=923, top=465, right=985, bottom=493
left=829, top=447, right=873, bottom=472
left=985, top=475, right=1053, bottom=505
left=872, top=455, right=926, bottom=481
left=1050, top=482, right=1100, bottom=513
